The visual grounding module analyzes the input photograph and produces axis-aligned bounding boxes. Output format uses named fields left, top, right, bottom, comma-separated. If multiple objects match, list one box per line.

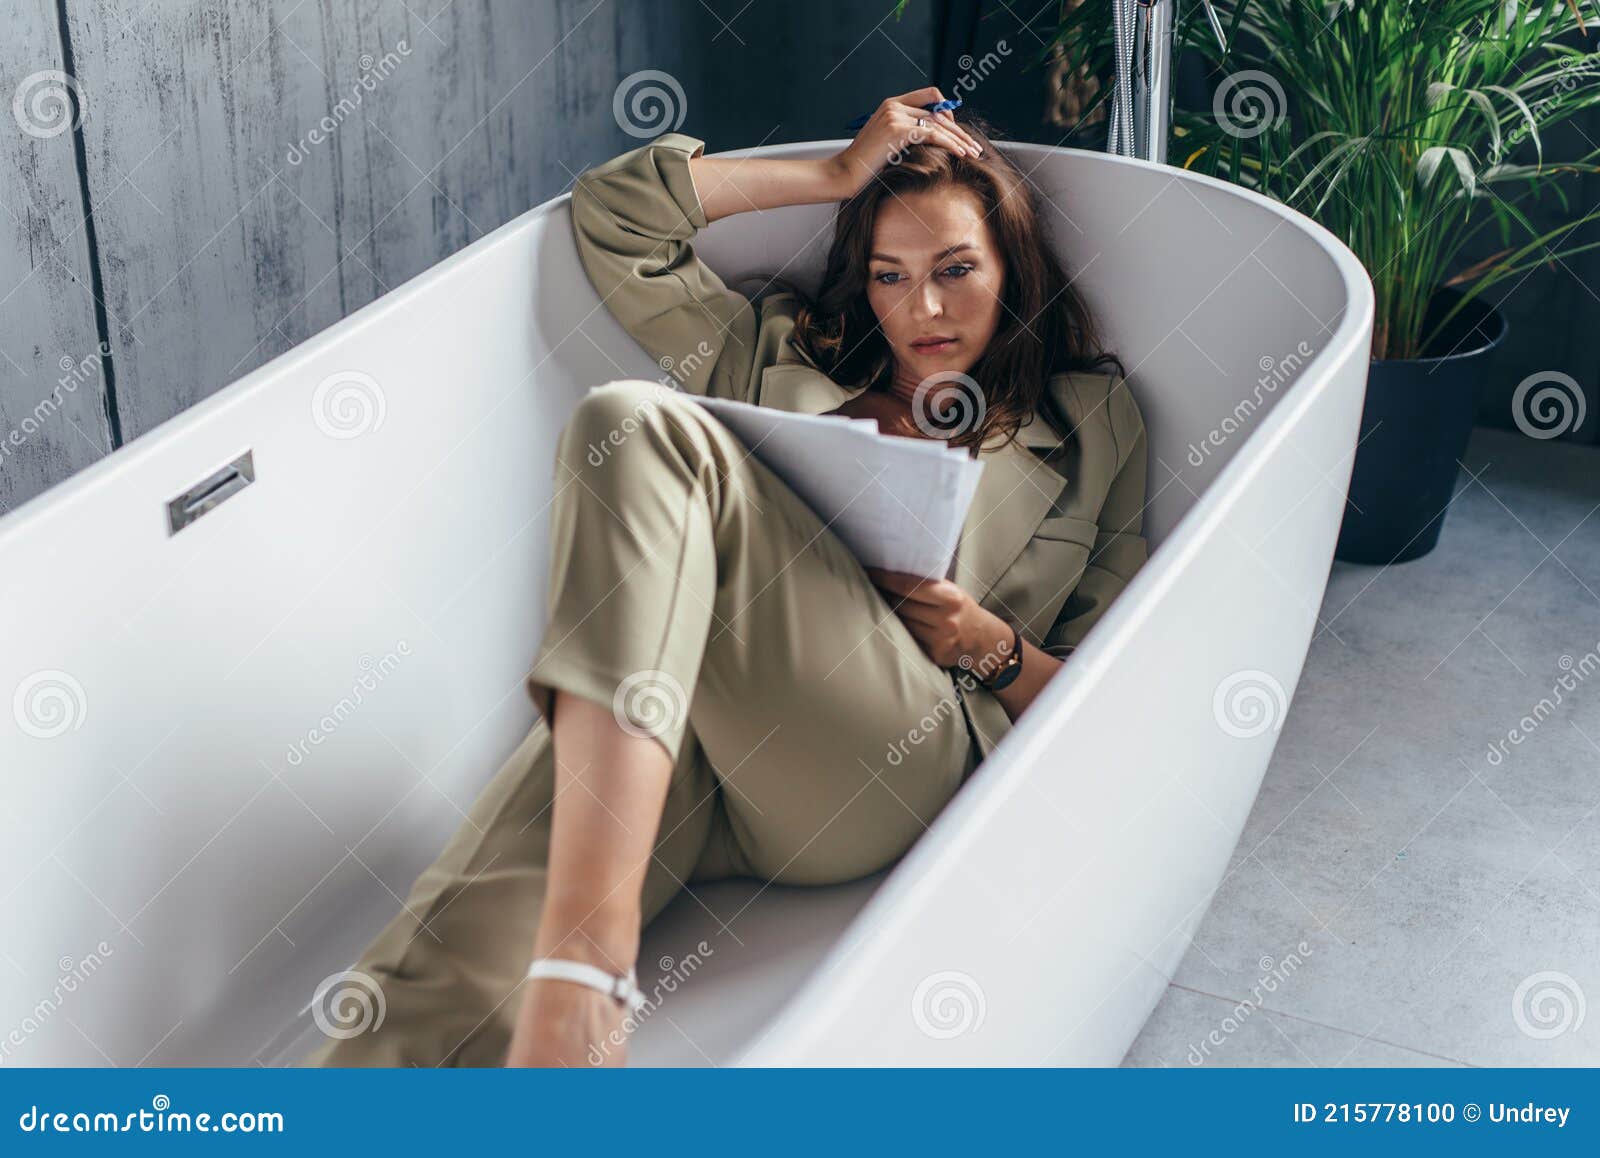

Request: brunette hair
left=785, top=111, right=1125, bottom=451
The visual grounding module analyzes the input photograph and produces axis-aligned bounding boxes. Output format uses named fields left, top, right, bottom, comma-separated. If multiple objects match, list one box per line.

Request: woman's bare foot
left=504, top=975, right=630, bottom=1067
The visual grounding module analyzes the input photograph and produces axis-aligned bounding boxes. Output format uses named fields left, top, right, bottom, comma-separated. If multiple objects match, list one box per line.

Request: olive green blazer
left=569, top=131, right=1149, bottom=760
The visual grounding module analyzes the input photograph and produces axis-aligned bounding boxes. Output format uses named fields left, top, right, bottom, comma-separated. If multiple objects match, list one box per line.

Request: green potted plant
left=1024, top=1, right=1600, bottom=561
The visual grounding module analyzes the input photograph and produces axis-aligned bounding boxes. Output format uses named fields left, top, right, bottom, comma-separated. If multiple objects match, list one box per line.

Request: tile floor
left=1124, top=426, right=1600, bottom=1067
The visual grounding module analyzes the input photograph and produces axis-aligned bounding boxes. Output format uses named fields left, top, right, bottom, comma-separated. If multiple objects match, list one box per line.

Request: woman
left=307, top=88, right=1148, bottom=1068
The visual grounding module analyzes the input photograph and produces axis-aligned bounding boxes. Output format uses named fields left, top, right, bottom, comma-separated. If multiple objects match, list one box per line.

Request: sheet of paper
left=685, top=393, right=985, bottom=580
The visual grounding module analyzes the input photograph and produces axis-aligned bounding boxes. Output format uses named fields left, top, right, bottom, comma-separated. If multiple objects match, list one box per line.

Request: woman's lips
left=910, top=338, right=958, bottom=355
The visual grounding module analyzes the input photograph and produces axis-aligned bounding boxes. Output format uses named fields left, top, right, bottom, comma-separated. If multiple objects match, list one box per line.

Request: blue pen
left=846, top=97, right=961, bottom=132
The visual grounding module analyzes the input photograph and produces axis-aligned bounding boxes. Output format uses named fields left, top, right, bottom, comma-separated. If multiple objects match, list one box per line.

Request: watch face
left=988, top=654, right=1022, bottom=690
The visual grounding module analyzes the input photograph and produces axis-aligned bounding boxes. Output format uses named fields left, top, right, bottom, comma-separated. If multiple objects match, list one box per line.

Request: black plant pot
left=1334, top=286, right=1508, bottom=565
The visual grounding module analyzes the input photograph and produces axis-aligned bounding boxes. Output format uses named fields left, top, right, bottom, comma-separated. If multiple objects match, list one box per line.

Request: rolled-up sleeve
left=1040, top=378, right=1149, bottom=659
left=569, top=131, right=759, bottom=402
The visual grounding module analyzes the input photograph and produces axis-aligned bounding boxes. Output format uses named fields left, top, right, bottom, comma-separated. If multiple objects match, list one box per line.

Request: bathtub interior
left=0, top=142, right=1358, bottom=1068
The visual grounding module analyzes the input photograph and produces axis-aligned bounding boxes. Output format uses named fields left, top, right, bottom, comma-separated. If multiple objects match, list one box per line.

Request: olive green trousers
left=304, top=380, right=978, bottom=1066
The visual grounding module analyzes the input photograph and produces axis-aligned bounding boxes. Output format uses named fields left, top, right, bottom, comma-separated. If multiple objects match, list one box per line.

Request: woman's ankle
left=532, top=903, right=641, bottom=974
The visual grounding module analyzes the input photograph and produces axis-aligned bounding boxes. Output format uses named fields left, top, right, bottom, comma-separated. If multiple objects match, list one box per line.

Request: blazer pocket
left=993, top=529, right=1093, bottom=639
left=1031, top=513, right=1100, bottom=549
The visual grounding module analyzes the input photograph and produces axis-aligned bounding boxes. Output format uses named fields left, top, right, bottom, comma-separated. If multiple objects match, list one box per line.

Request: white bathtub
left=0, top=138, right=1372, bottom=1067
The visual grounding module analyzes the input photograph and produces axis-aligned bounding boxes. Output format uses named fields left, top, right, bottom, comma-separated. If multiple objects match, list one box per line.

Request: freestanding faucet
left=1105, top=0, right=1228, bottom=163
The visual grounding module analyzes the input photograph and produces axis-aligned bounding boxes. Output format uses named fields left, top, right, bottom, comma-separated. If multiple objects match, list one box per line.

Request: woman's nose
left=912, top=278, right=944, bottom=318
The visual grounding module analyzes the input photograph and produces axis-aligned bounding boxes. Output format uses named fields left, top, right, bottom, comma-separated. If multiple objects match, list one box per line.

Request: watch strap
left=975, top=620, right=1023, bottom=690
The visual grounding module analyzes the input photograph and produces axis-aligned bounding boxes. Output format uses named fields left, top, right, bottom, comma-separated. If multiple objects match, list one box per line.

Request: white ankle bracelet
left=525, top=957, right=647, bottom=1013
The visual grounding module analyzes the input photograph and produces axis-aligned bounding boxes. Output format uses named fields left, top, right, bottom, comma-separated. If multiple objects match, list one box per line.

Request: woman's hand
left=690, top=87, right=982, bottom=223
left=868, top=567, right=1065, bottom=724
left=866, top=567, right=1009, bottom=670
left=830, top=87, right=984, bottom=199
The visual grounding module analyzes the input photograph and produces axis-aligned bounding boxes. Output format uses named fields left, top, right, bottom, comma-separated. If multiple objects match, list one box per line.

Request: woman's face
left=864, top=186, right=1007, bottom=380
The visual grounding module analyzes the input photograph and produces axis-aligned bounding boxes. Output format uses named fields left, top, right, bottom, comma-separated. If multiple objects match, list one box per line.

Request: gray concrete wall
left=0, top=0, right=114, bottom=513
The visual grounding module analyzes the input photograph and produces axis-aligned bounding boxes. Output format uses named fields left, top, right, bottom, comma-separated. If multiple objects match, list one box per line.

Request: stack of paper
left=686, top=393, right=985, bottom=580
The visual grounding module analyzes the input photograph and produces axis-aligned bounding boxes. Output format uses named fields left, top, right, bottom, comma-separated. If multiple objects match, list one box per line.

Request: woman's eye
left=873, top=267, right=970, bottom=285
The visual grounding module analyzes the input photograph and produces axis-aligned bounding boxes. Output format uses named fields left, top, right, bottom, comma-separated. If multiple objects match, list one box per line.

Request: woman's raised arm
left=686, top=148, right=852, bottom=223
left=688, top=86, right=980, bottom=222
left=567, top=89, right=979, bottom=401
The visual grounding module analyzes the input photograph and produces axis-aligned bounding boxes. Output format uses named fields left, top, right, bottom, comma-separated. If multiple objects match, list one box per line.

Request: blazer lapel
left=949, top=422, right=1067, bottom=609
left=753, top=361, right=859, bottom=414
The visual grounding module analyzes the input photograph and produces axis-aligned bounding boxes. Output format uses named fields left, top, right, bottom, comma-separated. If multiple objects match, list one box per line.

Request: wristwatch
left=973, top=619, right=1024, bottom=691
